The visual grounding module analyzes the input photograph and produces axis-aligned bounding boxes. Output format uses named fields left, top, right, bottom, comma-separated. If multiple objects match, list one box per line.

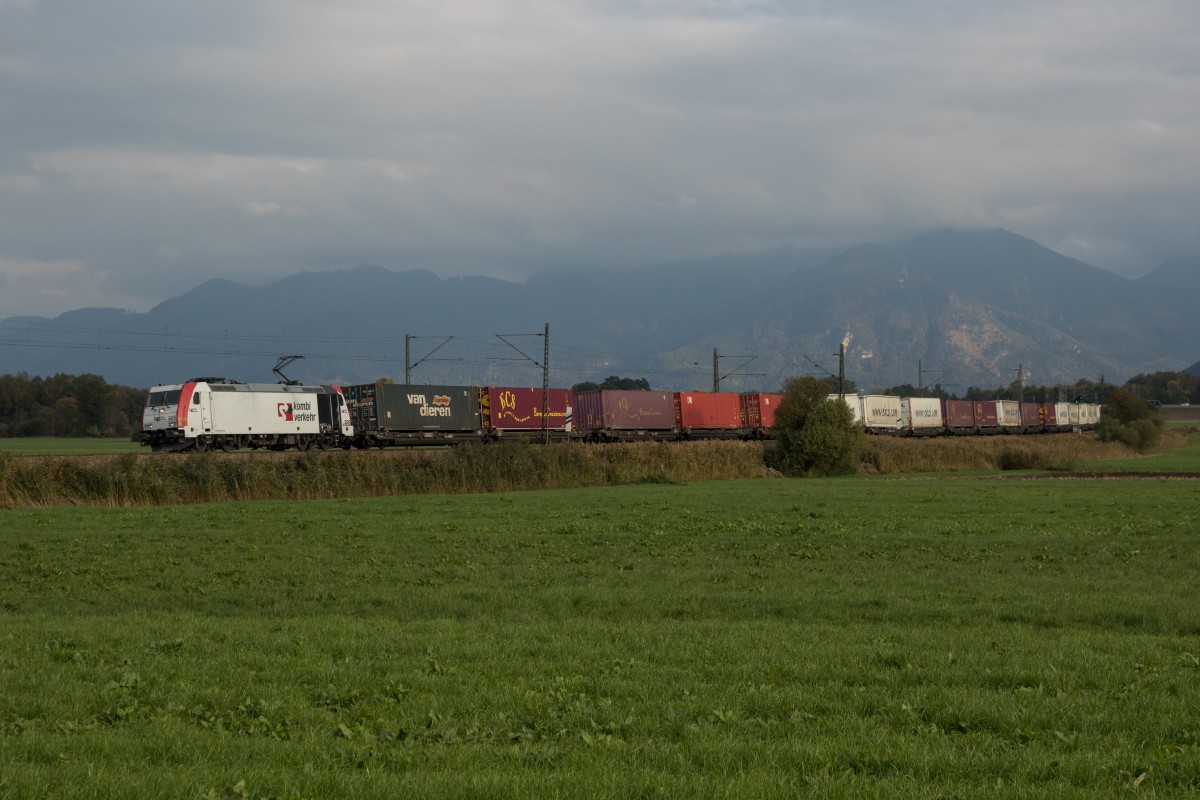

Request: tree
left=571, top=376, right=651, bottom=392
left=72, top=374, right=116, bottom=436
left=819, top=376, right=858, bottom=395
left=0, top=372, right=145, bottom=437
left=768, top=376, right=862, bottom=476
left=1097, top=388, right=1162, bottom=453
left=51, top=396, right=83, bottom=437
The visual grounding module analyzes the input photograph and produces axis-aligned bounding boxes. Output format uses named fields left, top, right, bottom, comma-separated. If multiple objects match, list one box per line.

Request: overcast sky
left=2, top=0, right=1198, bottom=318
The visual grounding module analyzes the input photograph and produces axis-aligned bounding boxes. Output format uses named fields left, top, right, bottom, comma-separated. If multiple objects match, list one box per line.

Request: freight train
left=832, top=394, right=1101, bottom=436
left=140, top=378, right=1099, bottom=452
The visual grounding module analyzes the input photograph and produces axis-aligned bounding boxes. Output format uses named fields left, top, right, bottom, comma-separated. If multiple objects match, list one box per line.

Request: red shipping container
left=574, top=390, right=675, bottom=431
left=482, top=387, right=574, bottom=431
left=676, top=391, right=743, bottom=430
left=942, top=399, right=976, bottom=429
left=1020, top=402, right=1042, bottom=429
left=741, top=393, right=783, bottom=429
left=1041, top=403, right=1058, bottom=427
left=974, top=401, right=999, bottom=430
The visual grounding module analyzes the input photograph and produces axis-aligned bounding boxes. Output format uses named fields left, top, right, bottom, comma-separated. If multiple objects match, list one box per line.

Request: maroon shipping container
left=1020, top=402, right=1043, bottom=430
left=481, top=387, right=574, bottom=431
left=942, top=399, right=976, bottom=430
left=676, top=391, right=743, bottom=430
left=574, top=390, right=675, bottom=432
left=741, top=393, right=783, bottom=429
left=1041, top=403, right=1058, bottom=428
left=974, top=401, right=1000, bottom=431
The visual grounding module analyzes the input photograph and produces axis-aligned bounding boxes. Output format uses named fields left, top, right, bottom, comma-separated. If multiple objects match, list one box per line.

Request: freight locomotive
left=140, top=378, right=1100, bottom=452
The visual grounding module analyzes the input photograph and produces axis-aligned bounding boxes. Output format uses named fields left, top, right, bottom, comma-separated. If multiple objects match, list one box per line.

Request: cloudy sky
left=2, top=0, right=1198, bottom=318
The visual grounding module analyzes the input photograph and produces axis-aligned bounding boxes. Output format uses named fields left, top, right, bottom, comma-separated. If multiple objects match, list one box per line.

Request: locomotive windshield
left=147, top=389, right=181, bottom=407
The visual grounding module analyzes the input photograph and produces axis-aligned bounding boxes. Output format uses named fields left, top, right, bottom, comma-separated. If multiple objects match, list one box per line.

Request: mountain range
left=1, top=229, right=1197, bottom=393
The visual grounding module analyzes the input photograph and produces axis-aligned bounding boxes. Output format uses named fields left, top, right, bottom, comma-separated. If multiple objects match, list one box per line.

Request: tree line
left=0, top=373, right=145, bottom=438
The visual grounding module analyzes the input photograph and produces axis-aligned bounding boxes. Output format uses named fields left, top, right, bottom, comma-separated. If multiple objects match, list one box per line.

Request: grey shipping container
left=344, top=383, right=480, bottom=432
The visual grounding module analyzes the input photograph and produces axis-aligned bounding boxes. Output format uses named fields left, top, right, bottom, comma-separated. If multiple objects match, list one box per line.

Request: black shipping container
left=343, top=383, right=480, bottom=432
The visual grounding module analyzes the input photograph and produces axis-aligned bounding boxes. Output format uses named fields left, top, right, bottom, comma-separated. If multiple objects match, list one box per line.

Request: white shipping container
left=997, top=400, right=1022, bottom=428
left=861, top=395, right=904, bottom=431
left=1055, top=402, right=1072, bottom=430
left=1067, top=404, right=1082, bottom=425
left=902, top=397, right=944, bottom=429
left=827, top=393, right=863, bottom=423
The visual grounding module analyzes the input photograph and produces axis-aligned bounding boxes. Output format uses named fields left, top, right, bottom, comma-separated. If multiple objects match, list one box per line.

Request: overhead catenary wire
left=0, top=319, right=777, bottom=388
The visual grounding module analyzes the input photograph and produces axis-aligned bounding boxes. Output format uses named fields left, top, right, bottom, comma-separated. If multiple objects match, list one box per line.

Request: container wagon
left=575, top=390, right=676, bottom=442
left=974, top=401, right=1001, bottom=434
left=674, top=391, right=744, bottom=439
left=861, top=395, right=905, bottom=434
left=828, top=394, right=864, bottom=424
left=480, top=386, right=574, bottom=440
left=1020, top=402, right=1045, bottom=433
left=901, top=397, right=944, bottom=436
left=343, top=383, right=482, bottom=447
left=740, top=392, right=783, bottom=438
left=997, top=400, right=1022, bottom=432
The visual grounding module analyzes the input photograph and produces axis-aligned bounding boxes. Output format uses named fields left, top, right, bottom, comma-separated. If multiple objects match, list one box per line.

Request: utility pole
left=712, top=349, right=763, bottom=392
left=495, top=324, right=551, bottom=444
left=838, top=342, right=846, bottom=398
left=405, top=334, right=457, bottom=384
left=917, top=360, right=951, bottom=395
left=543, top=322, right=550, bottom=444
left=1015, top=363, right=1024, bottom=404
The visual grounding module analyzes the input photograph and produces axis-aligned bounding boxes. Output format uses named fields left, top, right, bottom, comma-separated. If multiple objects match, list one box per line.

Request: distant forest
left=0, top=373, right=145, bottom=438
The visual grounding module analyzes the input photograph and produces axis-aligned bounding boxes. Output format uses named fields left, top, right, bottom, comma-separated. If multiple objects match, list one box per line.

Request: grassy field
left=0, top=437, right=144, bottom=456
left=2, top=466, right=1199, bottom=796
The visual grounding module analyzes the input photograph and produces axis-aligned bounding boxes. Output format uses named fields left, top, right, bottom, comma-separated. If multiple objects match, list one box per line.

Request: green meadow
left=3, top=465, right=1199, bottom=797
left=0, top=437, right=144, bottom=456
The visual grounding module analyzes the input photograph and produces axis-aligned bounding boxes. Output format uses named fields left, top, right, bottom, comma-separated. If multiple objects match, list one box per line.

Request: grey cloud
left=1, top=0, right=1198, bottom=318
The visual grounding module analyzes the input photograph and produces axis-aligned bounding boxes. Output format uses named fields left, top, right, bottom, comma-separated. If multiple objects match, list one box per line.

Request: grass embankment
left=862, top=427, right=1195, bottom=474
left=0, top=440, right=767, bottom=509
left=2, top=431, right=1197, bottom=509
left=2, top=478, right=1198, bottom=797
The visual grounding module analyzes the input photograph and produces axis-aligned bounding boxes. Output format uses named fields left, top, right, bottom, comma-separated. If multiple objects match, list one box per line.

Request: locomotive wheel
left=295, top=438, right=310, bottom=452
left=317, top=439, right=333, bottom=451
left=193, top=437, right=207, bottom=452
left=220, top=439, right=236, bottom=452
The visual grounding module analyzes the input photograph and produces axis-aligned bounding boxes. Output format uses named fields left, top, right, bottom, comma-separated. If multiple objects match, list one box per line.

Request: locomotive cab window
left=148, top=390, right=182, bottom=406
left=193, top=392, right=201, bottom=406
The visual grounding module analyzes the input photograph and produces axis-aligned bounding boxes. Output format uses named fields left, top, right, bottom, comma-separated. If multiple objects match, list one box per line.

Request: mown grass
left=0, top=437, right=143, bottom=456
left=2, top=478, right=1199, bottom=797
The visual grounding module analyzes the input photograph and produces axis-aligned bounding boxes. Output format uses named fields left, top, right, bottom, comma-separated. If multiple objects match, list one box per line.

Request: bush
left=768, top=377, right=862, bottom=477
left=1098, top=389, right=1162, bottom=453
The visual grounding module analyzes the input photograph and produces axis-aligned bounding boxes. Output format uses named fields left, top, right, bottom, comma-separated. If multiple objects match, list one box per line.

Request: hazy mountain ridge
left=1138, top=255, right=1200, bottom=292
left=1, top=231, right=1197, bottom=391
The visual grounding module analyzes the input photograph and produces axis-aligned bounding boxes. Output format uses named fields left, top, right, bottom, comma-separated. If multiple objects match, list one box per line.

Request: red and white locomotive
left=141, top=378, right=354, bottom=452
